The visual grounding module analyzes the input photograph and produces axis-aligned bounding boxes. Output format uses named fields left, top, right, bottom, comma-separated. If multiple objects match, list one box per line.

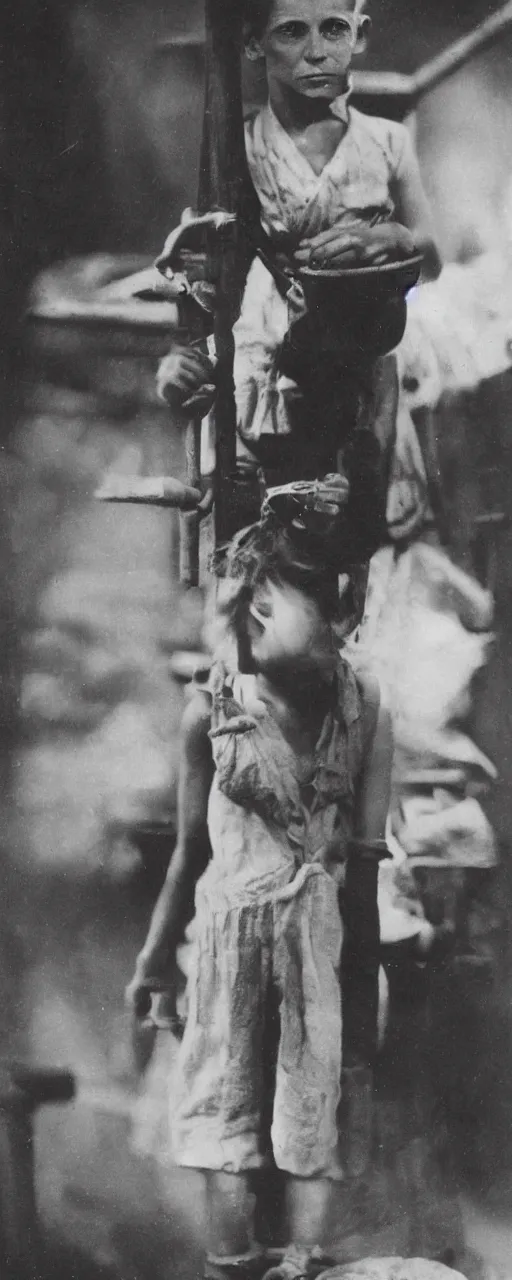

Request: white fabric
left=326, top=1262, right=468, bottom=1280
left=346, top=542, right=497, bottom=868
left=400, top=252, right=512, bottom=412
left=244, top=101, right=411, bottom=243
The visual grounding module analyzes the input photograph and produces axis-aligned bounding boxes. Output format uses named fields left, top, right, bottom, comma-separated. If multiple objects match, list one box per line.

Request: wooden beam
left=413, top=1, right=512, bottom=99
left=95, top=476, right=202, bottom=509
left=352, top=2, right=512, bottom=119
left=199, top=0, right=259, bottom=547
left=351, top=70, right=416, bottom=122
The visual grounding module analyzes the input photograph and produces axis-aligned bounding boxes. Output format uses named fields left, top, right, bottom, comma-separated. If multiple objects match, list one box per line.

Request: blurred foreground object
left=0, top=1065, right=75, bottom=1279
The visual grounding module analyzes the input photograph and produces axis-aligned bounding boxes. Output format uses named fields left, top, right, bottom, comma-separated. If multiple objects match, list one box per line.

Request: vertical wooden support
left=341, top=845, right=388, bottom=1177
left=0, top=1066, right=75, bottom=1280
left=179, top=419, right=202, bottom=586
left=198, top=0, right=259, bottom=547
left=0, top=1079, right=38, bottom=1280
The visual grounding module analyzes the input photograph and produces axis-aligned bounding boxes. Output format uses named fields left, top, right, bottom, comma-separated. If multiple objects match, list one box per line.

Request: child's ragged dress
left=170, top=657, right=369, bottom=1178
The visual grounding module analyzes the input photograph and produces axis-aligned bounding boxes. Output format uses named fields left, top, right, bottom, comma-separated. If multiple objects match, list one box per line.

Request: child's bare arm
left=320, top=679, right=391, bottom=877
left=126, top=691, right=213, bottom=1016
left=354, top=680, right=393, bottom=842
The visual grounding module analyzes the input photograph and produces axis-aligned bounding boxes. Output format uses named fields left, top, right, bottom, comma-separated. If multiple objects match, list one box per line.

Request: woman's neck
left=267, top=80, right=345, bottom=135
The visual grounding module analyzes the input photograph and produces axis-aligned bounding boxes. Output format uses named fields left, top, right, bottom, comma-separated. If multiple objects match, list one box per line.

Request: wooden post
left=0, top=1067, right=75, bottom=1279
left=341, top=843, right=389, bottom=1177
left=180, top=419, right=202, bottom=586
left=198, top=0, right=259, bottom=547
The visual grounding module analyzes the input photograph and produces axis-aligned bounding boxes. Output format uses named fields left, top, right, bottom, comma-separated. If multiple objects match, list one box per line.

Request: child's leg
left=266, top=879, right=343, bottom=1279
left=205, top=1171, right=257, bottom=1259
left=284, top=1178, right=332, bottom=1254
left=173, top=899, right=274, bottom=1277
left=261, top=1179, right=334, bottom=1280
left=204, top=1173, right=333, bottom=1280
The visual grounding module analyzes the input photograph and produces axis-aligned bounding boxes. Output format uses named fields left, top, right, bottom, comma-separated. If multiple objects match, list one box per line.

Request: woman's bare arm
left=126, top=691, right=213, bottom=1013
left=393, top=149, right=443, bottom=281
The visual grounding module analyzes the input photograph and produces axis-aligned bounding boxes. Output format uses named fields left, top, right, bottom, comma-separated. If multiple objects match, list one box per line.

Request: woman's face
left=257, top=0, right=362, bottom=102
left=247, top=578, right=336, bottom=677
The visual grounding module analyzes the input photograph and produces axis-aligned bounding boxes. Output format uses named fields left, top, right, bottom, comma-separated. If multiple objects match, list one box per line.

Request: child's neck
left=268, top=79, right=349, bottom=136
left=256, top=664, right=336, bottom=719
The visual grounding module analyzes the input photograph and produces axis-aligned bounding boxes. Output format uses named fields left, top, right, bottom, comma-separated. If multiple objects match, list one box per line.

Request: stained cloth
left=170, top=657, right=365, bottom=1175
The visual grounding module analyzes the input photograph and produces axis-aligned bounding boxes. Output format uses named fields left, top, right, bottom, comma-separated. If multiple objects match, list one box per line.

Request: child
left=126, top=483, right=394, bottom=1280
left=157, top=0, right=441, bottom=540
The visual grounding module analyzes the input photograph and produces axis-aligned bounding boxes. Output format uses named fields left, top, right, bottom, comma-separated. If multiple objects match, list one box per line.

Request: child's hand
left=157, top=345, right=216, bottom=415
left=125, top=972, right=153, bottom=1020
left=125, top=971, right=180, bottom=1030
left=156, top=208, right=235, bottom=280
left=175, top=249, right=210, bottom=283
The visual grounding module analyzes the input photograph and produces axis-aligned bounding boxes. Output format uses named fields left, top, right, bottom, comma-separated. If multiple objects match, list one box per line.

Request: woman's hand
left=295, top=228, right=364, bottom=269
left=295, top=221, right=417, bottom=269
left=356, top=222, right=417, bottom=264
left=156, top=345, right=216, bottom=414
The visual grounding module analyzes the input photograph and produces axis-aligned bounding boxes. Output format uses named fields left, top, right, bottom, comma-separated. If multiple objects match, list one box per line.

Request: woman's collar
left=329, top=76, right=354, bottom=125
left=265, top=75, right=353, bottom=133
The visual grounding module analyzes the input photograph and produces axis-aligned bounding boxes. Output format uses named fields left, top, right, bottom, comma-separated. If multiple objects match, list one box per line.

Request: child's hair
left=208, top=517, right=367, bottom=667
left=213, top=519, right=340, bottom=631
left=243, top=0, right=368, bottom=42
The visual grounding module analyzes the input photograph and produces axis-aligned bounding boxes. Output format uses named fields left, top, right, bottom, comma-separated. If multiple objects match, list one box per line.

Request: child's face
left=258, top=0, right=365, bottom=103
left=247, top=578, right=336, bottom=679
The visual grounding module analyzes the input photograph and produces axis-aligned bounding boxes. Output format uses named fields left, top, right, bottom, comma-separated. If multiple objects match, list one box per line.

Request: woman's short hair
left=243, top=0, right=274, bottom=42
left=243, top=0, right=367, bottom=42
